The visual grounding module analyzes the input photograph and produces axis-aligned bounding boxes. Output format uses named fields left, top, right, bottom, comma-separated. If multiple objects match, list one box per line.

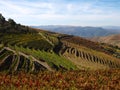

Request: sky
left=0, top=0, right=120, bottom=26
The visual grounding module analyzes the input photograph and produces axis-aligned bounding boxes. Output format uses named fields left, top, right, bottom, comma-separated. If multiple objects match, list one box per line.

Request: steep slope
left=90, top=34, right=120, bottom=47
left=0, top=14, right=120, bottom=73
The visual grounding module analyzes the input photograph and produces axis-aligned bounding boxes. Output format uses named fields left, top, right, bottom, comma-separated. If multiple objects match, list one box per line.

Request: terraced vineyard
left=0, top=33, right=54, bottom=51
left=0, top=14, right=120, bottom=73
left=0, top=33, right=120, bottom=72
left=60, top=41, right=120, bottom=70
left=0, top=46, right=52, bottom=73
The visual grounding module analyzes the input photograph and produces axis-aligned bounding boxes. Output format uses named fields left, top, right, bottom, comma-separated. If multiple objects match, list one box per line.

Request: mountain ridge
left=32, top=25, right=120, bottom=37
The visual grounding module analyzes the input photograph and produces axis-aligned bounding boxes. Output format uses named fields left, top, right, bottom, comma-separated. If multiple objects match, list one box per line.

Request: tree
left=0, top=13, right=5, bottom=25
left=8, top=18, right=16, bottom=26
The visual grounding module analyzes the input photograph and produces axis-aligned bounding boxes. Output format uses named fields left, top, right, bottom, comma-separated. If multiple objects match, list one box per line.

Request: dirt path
left=39, top=32, right=54, bottom=46
left=0, top=55, right=10, bottom=65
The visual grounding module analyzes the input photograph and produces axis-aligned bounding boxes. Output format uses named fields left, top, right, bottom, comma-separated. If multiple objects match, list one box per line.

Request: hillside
left=32, top=25, right=120, bottom=37
left=90, top=34, right=120, bottom=47
left=0, top=14, right=120, bottom=73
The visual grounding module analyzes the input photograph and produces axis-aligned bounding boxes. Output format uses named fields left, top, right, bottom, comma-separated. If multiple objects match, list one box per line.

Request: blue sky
left=0, top=0, right=120, bottom=26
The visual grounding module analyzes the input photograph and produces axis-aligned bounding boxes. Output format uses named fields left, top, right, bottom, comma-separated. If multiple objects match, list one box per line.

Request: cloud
left=0, top=0, right=106, bottom=15
left=0, top=0, right=120, bottom=26
left=0, top=0, right=54, bottom=15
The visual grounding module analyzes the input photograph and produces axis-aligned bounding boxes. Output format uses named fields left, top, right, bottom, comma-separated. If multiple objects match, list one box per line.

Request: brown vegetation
left=0, top=69, right=120, bottom=90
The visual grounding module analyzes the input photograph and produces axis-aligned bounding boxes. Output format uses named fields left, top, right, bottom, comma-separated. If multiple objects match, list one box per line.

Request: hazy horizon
left=0, top=0, right=120, bottom=26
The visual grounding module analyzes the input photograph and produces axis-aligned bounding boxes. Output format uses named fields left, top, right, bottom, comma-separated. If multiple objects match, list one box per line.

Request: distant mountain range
left=32, top=25, right=120, bottom=37
left=103, top=26, right=120, bottom=30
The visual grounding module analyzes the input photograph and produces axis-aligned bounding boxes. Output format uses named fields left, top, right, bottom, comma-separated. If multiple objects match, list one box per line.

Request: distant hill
left=102, top=26, right=120, bottom=30
left=90, top=34, right=120, bottom=47
left=32, top=25, right=120, bottom=37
